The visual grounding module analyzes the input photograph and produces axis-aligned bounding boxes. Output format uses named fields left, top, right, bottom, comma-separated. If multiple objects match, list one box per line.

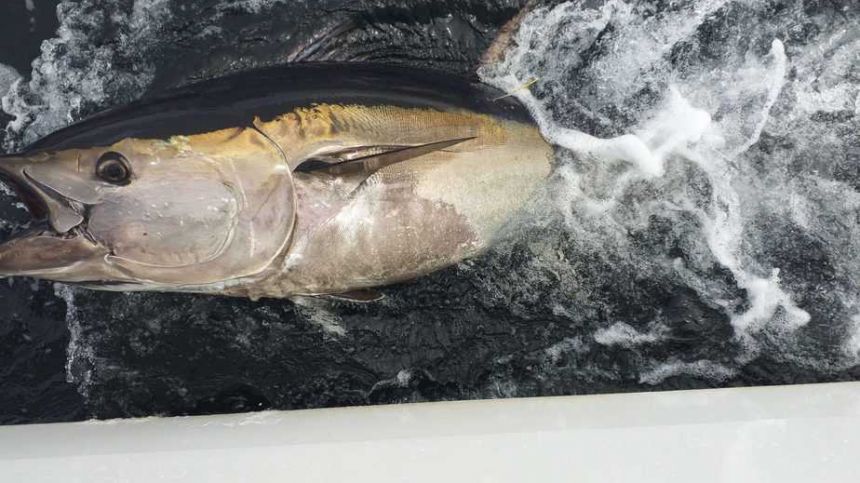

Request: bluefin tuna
left=0, top=63, right=552, bottom=301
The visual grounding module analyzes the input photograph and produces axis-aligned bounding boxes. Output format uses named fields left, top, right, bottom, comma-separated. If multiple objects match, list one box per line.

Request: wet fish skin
left=237, top=103, right=553, bottom=299
left=0, top=65, right=553, bottom=300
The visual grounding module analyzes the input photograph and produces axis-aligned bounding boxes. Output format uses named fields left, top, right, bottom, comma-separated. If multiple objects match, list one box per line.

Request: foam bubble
left=2, top=0, right=174, bottom=151
left=640, top=359, right=737, bottom=385
left=480, top=0, right=856, bottom=378
left=0, top=181, right=14, bottom=197
left=291, top=296, right=346, bottom=337
left=0, top=63, right=21, bottom=96
left=593, top=322, right=666, bottom=348
left=55, top=284, right=95, bottom=397
left=846, top=314, right=860, bottom=360
left=544, top=337, right=586, bottom=364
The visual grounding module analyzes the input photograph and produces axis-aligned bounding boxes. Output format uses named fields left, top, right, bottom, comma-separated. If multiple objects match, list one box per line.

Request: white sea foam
left=2, top=0, right=174, bottom=150
left=593, top=322, right=666, bottom=348
left=544, top=337, right=585, bottom=364
left=846, top=313, right=860, bottom=361
left=395, top=369, right=412, bottom=386
left=55, top=284, right=96, bottom=397
left=639, top=359, right=737, bottom=385
left=481, top=2, right=811, bottom=339
left=291, top=296, right=347, bottom=337
left=0, top=63, right=21, bottom=97
left=480, top=0, right=857, bottom=381
left=228, top=0, right=289, bottom=14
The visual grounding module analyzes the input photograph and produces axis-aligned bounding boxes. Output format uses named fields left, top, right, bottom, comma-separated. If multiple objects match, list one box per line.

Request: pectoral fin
left=295, top=136, right=475, bottom=179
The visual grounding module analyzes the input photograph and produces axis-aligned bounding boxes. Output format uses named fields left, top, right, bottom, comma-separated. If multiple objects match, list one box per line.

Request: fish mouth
left=0, top=157, right=49, bottom=221
left=0, top=154, right=85, bottom=233
left=0, top=154, right=108, bottom=280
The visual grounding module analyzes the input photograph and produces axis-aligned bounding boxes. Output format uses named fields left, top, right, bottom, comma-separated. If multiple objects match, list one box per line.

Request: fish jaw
left=0, top=229, right=112, bottom=281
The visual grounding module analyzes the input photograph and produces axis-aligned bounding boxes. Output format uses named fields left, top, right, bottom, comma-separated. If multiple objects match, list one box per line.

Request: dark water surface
left=1, top=0, right=858, bottom=424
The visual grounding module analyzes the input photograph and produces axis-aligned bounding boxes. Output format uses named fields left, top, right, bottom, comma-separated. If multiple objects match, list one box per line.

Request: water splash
left=480, top=0, right=858, bottom=382
left=639, top=359, right=737, bottom=385
left=55, top=284, right=94, bottom=398
left=594, top=322, right=667, bottom=348
left=847, top=313, right=860, bottom=361
left=291, top=296, right=347, bottom=337
left=1, top=0, right=173, bottom=150
left=0, top=0, right=857, bottom=417
left=1, top=0, right=306, bottom=152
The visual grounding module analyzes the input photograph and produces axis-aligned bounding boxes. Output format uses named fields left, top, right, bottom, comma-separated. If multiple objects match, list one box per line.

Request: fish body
left=0, top=64, right=552, bottom=300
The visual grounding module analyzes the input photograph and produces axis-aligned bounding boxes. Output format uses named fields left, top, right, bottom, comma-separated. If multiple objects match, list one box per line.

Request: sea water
left=0, top=0, right=857, bottom=421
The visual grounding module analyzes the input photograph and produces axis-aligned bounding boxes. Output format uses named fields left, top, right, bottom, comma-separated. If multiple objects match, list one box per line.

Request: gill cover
left=109, top=128, right=294, bottom=286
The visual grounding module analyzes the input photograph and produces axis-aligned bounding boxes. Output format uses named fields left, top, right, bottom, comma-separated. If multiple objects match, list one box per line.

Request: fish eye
left=96, top=151, right=132, bottom=185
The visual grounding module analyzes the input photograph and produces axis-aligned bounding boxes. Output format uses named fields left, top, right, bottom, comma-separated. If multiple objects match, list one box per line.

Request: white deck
left=1, top=382, right=859, bottom=482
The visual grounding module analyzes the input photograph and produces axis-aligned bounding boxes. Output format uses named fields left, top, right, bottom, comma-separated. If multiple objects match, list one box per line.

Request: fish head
left=0, top=127, right=295, bottom=290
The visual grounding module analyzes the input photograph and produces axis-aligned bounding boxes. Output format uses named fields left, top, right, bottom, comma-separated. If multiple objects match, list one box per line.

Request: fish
left=0, top=61, right=552, bottom=302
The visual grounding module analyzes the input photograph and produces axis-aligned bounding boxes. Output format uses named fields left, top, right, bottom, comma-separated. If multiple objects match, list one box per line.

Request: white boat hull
left=1, top=382, right=859, bottom=482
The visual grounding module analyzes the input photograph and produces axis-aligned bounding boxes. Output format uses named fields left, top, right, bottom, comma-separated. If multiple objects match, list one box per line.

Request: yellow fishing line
left=492, top=77, right=539, bottom=101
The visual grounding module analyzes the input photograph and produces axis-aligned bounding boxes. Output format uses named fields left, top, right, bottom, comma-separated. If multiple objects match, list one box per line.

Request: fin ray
left=315, top=289, right=385, bottom=303
left=319, top=136, right=476, bottom=176
left=294, top=136, right=476, bottom=195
